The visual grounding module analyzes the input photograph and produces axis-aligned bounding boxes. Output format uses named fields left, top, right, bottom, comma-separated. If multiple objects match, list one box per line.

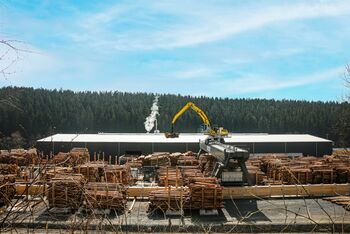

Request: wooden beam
left=16, top=183, right=350, bottom=199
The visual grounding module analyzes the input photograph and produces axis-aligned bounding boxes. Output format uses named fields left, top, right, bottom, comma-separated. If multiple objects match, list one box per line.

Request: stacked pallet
left=143, top=152, right=171, bottom=167
left=0, top=164, right=20, bottom=175
left=148, top=187, right=190, bottom=211
left=0, top=174, right=16, bottom=205
left=84, top=182, right=127, bottom=211
left=188, top=177, right=223, bottom=210
left=104, top=165, right=132, bottom=185
left=323, top=196, right=350, bottom=211
left=0, top=148, right=38, bottom=166
left=75, top=161, right=106, bottom=182
left=48, top=174, right=86, bottom=209
left=158, top=167, right=183, bottom=186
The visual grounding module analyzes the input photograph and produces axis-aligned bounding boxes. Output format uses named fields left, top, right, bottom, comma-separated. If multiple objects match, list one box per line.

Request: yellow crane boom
left=165, top=102, right=228, bottom=138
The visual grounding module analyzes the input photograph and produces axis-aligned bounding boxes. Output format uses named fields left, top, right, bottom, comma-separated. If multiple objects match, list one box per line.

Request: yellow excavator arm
left=165, top=102, right=228, bottom=138
left=171, top=102, right=210, bottom=126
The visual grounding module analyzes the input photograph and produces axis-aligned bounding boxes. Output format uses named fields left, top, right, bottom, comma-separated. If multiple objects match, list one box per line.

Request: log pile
left=84, top=182, right=127, bottom=211
left=0, top=148, right=38, bottom=166
left=246, top=165, right=265, bottom=185
left=199, top=153, right=217, bottom=177
left=52, top=149, right=88, bottom=166
left=119, top=155, right=143, bottom=167
left=0, top=164, right=20, bottom=175
left=323, top=196, right=350, bottom=211
left=148, top=187, right=190, bottom=211
left=75, top=161, right=106, bottom=182
left=177, top=155, right=199, bottom=166
left=169, top=152, right=182, bottom=166
left=158, top=167, right=183, bottom=186
left=0, top=174, right=16, bottom=205
left=188, top=177, right=223, bottom=210
left=48, top=174, right=86, bottom=209
left=69, top=147, right=90, bottom=164
left=143, top=152, right=171, bottom=167
left=44, top=167, right=74, bottom=181
left=104, top=165, right=132, bottom=185
left=181, top=166, right=203, bottom=185
left=246, top=154, right=350, bottom=185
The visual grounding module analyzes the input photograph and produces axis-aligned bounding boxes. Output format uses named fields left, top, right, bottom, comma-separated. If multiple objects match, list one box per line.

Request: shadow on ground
left=225, top=199, right=271, bottom=222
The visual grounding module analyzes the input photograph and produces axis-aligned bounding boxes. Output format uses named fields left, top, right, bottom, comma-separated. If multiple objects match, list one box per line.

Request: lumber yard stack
left=104, top=164, right=132, bottom=185
left=158, top=167, right=183, bottom=186
left=0, top=148, right=38, bottom=166
left=48, top=174, right=86, bottom=209
left=323, top=196, right=350, bottom=211
left=148, top=187, right=190, bottom=211
left=84, top=182, right=127, bottom=211
left=181, top=166, right=203, bottom=185
left=188, top=177, right=223, bottom=210
left=75, top=161, right=105, bottom=182
left=199, top=153, right=216, bottom=177
left=177, top=151, right=199, bottom=166
left=0, top=174, right=16, bottom=205
left=247, top=153, right=350, bottom=185
left=52, top=148, right=89, bottom=166
left=143, top=152, right=171, bottom=167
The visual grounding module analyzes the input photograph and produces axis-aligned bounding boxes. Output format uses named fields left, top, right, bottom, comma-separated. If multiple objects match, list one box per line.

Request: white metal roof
left=37, top=133, right=332, bottom=143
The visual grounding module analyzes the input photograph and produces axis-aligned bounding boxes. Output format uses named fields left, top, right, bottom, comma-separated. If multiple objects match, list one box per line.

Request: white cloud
left=220, top=67, right=344, bottom=94
left=71, top=0, right=350, bottom=50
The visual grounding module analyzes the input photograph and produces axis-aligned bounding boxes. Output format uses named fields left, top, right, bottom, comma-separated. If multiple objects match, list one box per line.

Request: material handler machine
left=165, top=102, right=251, bottom=185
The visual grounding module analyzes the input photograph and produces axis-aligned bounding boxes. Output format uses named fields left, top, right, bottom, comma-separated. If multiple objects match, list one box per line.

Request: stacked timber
left=335, top=166, right=350, bottom=183
left=52, top=149, right=87, bottom=166
left=169, top=152, right=182, bottom=166
left=181, top=166, right=203, bottom=185
left=282, top=167, right=312, bottom=184
left=75, top=161, right=106, bottom=182
left=0, top=148, right=38, bottom=166
left=0, top=164, right=20, bottom=175
left=246, top=165, right=265, bottom=185
left=143, top=152, right=171, bottom=167
left=200, top=154, right=217, bottom=177
left=48, top=174, right=85, bottom=209
left=323, top=196, right=350, bottom=211
left=44, top=167, right=73, bottom=181
left=158, top=167, right=183, bottom=186
left=119, top=155, right=143, bottom=167
left=148, top=187, right=190, bottom=211
left=188, top=177, right=223, bottom=210
left=177, top=155, right=199, bottom=166
left=310, top=165, right=335, bottom=184
left=84, top=182, right=127, bottom=211
left=69, top=147, right=90, bottom=164
left=104, top=165, right=132, bottom=185
left=0, top=174, right=16, bottom=205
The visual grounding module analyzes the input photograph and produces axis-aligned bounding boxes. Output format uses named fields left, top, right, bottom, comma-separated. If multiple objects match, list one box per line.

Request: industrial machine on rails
left=165, top=101, right=251, bottom=185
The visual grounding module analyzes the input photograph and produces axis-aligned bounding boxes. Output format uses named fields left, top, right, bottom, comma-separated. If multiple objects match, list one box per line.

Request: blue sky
left=1, top=0, right=350, bottom=101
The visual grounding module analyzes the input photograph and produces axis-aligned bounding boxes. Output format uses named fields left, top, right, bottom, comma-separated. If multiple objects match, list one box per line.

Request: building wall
left=36, top=140, right=332, bottom=158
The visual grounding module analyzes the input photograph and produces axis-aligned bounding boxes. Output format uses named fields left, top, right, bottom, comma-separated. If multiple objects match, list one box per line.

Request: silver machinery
left=199, top=138, right=251, bottom=185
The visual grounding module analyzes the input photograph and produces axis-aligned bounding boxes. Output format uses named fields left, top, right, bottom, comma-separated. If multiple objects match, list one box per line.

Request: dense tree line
left=0, top=86, right=349, bottom=148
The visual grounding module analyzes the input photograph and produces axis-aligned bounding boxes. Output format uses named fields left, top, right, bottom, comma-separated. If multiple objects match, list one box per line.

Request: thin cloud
left=72, top=1, right=350, bottom=50
left=221, top=67, right=344, bottom=94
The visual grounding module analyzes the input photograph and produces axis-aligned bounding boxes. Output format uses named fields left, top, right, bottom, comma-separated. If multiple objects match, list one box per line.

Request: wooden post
left=109, top=155, right=111, bottom=165
left=94, top=152, right=96, bottom=161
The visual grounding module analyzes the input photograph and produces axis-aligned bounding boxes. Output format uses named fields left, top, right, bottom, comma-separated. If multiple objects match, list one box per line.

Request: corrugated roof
left=37, top=133, right=332, bottom=143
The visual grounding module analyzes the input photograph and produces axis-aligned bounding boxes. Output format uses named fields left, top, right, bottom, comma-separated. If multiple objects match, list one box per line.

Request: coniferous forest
left=0, top=86, right=349, bottom=148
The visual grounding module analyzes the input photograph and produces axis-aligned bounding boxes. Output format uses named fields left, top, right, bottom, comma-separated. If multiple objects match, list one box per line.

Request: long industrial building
left=36, top=133, right=333, bottom=157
